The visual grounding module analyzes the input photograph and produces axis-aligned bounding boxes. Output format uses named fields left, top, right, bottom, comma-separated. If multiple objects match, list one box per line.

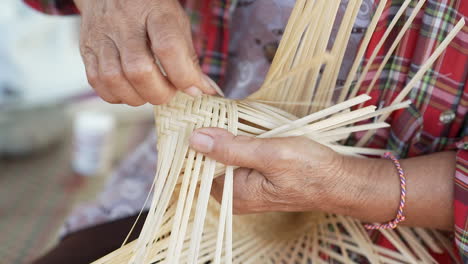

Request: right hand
left=74, top=0, right=217, bottom=106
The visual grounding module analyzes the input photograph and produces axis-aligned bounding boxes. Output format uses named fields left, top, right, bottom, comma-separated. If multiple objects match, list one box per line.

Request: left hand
left=190, top=128, right=456, bottom=230
left=189, top=128, right=358, bottom=214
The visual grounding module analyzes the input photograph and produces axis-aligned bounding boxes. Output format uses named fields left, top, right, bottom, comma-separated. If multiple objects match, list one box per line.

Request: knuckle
left=260, top=179, right=276, bottom=197
left=79, top=33, right=105, bottom=54
left=221, top=146, right=238, bottom=165
left=86, top=74, right=99, bottom=87
left=122, top=61, right=153, bottom=83
left=151, top=32, right=180, bottom=58
left=79, top=44, right=90, bottom=56
left=80, top=45, right=95, bottom=62
left=270, top=143, right=295, bottom=162
left=252, top=140, right=277, bottom=168
left=257, top=180, right=278, bottom=206
left=100, top=71, right=122, bottom=86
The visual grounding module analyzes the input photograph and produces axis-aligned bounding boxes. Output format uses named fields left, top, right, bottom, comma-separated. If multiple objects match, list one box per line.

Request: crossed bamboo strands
left=93, top=0, right=465, bottom=263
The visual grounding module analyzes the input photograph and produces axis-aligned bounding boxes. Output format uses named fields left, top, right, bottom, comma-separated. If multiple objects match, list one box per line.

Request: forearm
left=325, top=151, right=455, bottom=230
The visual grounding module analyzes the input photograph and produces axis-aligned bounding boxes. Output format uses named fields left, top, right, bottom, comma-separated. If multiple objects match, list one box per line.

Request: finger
left=232, top=169, right=274, bottom=214
left=189, top=128, right=280, bottom=170
left=117, top=33, right=177, bottom=105
left=96, top=39, right=147, bottom=106
left=80, top=47, right=120, bottom=103
left=211, top=175, right=225, bottom=203
left=147, top=9, right=216, bottom=96
left=174, top=10, right=222, bottom=97
left=211, top=169, right=273, bottom=214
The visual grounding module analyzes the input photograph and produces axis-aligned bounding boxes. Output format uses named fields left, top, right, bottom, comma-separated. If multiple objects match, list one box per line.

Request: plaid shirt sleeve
left=357, top=0, right=468, bottom=261
left=184, top=0, right=231, bottom=85
left=23, top=0, right=79, bottom=15
left=455, top=135, right=468, bottom=262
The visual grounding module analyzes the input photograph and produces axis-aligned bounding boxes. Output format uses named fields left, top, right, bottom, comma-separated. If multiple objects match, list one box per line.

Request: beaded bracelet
left=364, top=152, right=407, bottom=230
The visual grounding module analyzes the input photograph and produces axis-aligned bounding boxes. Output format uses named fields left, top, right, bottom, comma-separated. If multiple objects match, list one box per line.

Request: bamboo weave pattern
left=93, top=0, right=465, bottom=263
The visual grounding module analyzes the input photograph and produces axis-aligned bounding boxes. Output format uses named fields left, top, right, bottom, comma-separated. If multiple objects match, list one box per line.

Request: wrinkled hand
left=74, top=0, right=216, bottom=106
left=189, top=129, right=457, bottom=230
left=189, top=128, right=355, bottom=215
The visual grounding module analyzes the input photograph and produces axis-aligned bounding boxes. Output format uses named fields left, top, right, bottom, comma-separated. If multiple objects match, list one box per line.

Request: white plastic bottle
left=72, top=111, right=115, bottom=177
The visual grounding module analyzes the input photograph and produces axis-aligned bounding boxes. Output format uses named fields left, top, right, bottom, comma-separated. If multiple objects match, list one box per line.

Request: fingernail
left=202, top=74, right=225, bottom=97
left=185, top=86, right=203, bottom=97
left=190, top=132, right=214, bottom=153
left=201, top=74, right=212, bottom=88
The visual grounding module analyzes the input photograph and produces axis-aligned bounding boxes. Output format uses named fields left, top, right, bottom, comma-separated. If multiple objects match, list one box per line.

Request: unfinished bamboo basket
left=93, top=0, right=465, bottom=263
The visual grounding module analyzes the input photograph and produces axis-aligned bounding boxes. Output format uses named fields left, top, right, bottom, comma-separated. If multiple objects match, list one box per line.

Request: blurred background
left=0, top=1, right=154, bottom=263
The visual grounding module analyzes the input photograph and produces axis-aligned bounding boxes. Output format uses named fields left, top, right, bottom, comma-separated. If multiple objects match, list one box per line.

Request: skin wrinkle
left=96, top=37, right=147, bottom=106
left=71, top=0, right=457, bottom=232
left=247, top=172, right=271, bottom=213
left=254, top=139, right=278, bottom=174
left=206, top=129, right=344, bottom=214
left=147, top=12, right=209, bottom=93
left=329, top=156, right=377, bottom=217
left=81, top=51, right=121, bottom=103
left=80, top=47, right=99, bottom=81
left=192, top=128, right=455, bottom=230
left=74, top=0, right=214, bottom=105
left=122, top=63, right=155, bottom=84
left=235, top=170, right=261, bottom=213
left=98, top=36, right=121, bottom=75
left=150, top=30, right=183, bottom=58
left=115, top=27, right=149, bottom=47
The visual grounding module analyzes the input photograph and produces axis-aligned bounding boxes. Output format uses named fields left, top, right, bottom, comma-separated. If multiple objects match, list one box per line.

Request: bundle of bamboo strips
left=93, top=0, right=465, bottom=263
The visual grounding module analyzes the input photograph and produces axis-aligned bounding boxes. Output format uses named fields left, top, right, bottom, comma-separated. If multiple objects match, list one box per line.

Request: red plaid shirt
left=357, top=1, right=467, bottom=261
left=24, top=0, right=468, bottom=262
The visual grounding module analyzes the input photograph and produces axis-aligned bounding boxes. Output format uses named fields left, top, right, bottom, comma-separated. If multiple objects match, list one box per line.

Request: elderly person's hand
left=189, top=128, right=456, bottom=230
left=74, top=0, right=216, bottom=106
left=190, top=128, right=346, bottom=214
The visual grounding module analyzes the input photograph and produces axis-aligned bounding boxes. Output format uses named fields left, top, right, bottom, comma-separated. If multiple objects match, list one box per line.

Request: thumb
left=189, top=128, right=270, bottom=170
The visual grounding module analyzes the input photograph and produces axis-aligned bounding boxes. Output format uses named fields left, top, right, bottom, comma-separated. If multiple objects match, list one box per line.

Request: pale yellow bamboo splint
left=93, top=0, right=465, bottom=263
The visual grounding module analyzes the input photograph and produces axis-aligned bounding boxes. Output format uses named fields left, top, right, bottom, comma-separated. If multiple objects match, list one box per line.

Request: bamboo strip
left=350, top=0, right=414, bottom=99
left=357, top=18, right=465, bottom=146
left=92, top=1, right=465, bottom=263
left=310, top=122, right=390, bottom=139
left=432, top=230, right=461, bottom=263
left=281, top=106, right=377, bottom=137
left=339, top=0, right=388, bottom=103
left=314, top=0, right=363, bottom=111
left=413, top=228, right=443, bottom=254
left=398, top=227, right=437, bottom=263
left=358, top=0, right=428, bottom=108
left=259, top=94, right=371, bottom=138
